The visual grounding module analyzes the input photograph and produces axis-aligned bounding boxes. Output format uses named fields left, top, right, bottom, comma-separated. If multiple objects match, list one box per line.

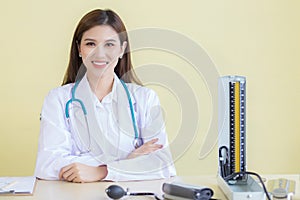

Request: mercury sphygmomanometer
left=217, top=76, right=271, bottom=200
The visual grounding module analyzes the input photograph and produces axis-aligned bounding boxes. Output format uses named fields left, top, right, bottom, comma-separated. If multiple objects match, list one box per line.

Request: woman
left=34, top=9, right=176, bottom=183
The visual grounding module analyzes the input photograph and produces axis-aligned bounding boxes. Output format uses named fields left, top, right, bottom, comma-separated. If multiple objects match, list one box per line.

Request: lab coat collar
left=79, top=73, right=136, bottom=106
left=112, top=74, right=136, bottom=105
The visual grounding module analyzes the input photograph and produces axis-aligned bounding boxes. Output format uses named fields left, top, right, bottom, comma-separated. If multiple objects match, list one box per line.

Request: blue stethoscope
left=65, top=79, right=143, bottom=154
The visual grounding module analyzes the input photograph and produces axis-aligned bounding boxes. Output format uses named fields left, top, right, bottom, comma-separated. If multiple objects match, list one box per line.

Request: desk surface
left=0, top=175, right=299, bottom=200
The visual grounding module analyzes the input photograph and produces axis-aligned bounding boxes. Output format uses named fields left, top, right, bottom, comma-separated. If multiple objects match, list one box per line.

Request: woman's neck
left=87, top=73, right=114, bottom=101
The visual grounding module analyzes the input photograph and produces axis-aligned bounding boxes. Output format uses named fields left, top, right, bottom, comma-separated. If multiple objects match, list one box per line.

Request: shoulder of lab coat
left=40, top=84, right=72, bottom=127
left=35, top=84, right=103, bottom=180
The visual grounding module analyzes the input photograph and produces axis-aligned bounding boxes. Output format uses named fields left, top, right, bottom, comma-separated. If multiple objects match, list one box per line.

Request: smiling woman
left=34, top=9, right=176, bottom=183
left=78, top=25, right=127, bottom=92
left=62, top=9, right=140, bottom=86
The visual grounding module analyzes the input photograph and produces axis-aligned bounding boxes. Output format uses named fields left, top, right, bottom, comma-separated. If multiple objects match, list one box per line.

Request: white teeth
left=92, top=61, right=107, bottom=65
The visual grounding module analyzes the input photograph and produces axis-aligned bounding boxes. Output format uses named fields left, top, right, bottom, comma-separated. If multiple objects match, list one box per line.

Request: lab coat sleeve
left=104, top=148, right=176, bottom=181
left=104, top=88, right=177, bottom=181
left=34, top=89, right=103, bottom=180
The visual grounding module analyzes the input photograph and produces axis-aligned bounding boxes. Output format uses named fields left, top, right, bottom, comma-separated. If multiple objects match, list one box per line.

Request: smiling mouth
left=91, top=61, right=109, bottom=68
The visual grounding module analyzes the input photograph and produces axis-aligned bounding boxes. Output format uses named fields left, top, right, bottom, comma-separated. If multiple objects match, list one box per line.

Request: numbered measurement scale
left=217, top=76, right=266, bottom=200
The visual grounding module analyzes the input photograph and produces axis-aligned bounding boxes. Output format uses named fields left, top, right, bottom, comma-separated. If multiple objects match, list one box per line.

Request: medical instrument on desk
left=162, top=182, right=217, bottom=200
left=105, top=185, right=161, bottom=200
left=217, top=76, right=271, bottom=200
left=65, top=78, right=143, bottom=155
left=267, top=178, right=296, bottom=200
left=106, top=183, right=218, bottom=200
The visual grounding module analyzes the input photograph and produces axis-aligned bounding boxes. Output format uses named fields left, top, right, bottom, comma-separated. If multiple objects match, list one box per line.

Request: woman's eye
left=106, top=43, right=115, bottom=47
left=86, top=42, right=96, bottom=47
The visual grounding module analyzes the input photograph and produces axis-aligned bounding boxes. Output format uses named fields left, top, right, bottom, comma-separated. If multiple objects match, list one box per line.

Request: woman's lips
left=91, top=61, right=108, bottom=68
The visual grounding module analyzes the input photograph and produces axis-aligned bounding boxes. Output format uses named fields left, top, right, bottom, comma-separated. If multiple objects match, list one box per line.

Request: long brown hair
left=62, top=9, right=141, bottom=85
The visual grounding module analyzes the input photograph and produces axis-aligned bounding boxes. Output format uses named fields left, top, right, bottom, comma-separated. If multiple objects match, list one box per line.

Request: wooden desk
left=0, top=175, right=299, bottom=200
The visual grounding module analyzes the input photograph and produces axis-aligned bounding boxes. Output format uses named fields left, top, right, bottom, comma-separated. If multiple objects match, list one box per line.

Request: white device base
left=217, top=175, right=266, bottom=200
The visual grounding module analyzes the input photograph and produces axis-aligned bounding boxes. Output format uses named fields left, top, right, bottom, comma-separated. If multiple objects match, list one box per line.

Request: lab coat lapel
left=113, top=78, right=135, bottom=141
left=75, top=75, right=113, bottom=159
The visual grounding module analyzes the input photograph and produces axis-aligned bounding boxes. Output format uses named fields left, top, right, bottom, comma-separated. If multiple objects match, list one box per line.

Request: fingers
left=145, top=138, right=159, bottom=145
left=72, top=177, right=84, bottom=183
left=59, top=164, right=73, bottom=180
left=59, top=163, right=83, bottom=183
left=66, top=172, right=78, bottom=182
left=59, top=163, right=106, bottom=183
left=143, top=138, right=163, bottom=152
left=127, top=138, right=163, bottom=159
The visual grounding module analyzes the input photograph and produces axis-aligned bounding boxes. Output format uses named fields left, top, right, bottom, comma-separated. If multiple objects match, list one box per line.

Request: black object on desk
left=105, top=184, right=161, bottom=200
left=162, top=182, right=214, bottom=200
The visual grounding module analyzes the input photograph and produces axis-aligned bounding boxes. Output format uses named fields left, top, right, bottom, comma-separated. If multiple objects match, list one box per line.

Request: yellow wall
left=0, top=0, right=299, bottom=176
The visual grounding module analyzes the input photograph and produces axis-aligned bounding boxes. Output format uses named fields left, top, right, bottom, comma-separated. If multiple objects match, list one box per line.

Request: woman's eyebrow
left=83, top=38, right=97, bottom=42
left=83, top=38, right=117, bottom=42
left=105, top=39, right=117, bottom=43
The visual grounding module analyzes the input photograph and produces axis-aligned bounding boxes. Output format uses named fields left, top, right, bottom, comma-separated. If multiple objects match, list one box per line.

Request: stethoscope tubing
left=65, top=78, right=142, bottom=154
left=65, top=81, right=87, bottom=118
left=119, top=80, right=139, bottom=140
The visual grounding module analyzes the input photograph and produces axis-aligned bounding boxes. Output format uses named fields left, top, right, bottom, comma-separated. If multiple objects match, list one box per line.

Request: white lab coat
left=34, top=74, right=176, bottom=181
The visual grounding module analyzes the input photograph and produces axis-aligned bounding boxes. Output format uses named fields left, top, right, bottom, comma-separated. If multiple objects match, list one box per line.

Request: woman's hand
left=127, top=138, right=163, bottom=159
left=59, top=163, right=108, bottom=183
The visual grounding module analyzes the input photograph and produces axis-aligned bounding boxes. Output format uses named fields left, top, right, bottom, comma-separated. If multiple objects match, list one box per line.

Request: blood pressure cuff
left=162, top=182, right=214, bottom=200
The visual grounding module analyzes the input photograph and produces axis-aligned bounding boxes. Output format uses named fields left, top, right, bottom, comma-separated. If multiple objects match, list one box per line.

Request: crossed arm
left=59, top=138, right=163, bottom=183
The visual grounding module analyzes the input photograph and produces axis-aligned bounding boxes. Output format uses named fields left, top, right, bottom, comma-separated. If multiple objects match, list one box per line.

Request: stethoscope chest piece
left=133, top=137, right=144, bottom=149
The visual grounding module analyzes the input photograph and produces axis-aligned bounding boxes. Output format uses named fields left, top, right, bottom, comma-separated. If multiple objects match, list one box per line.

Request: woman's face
left=79, top=25, right=127, bottom=80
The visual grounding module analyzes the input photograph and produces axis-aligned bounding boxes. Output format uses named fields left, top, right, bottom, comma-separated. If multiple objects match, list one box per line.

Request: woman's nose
left=92, top=45, right=106, bottom=57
